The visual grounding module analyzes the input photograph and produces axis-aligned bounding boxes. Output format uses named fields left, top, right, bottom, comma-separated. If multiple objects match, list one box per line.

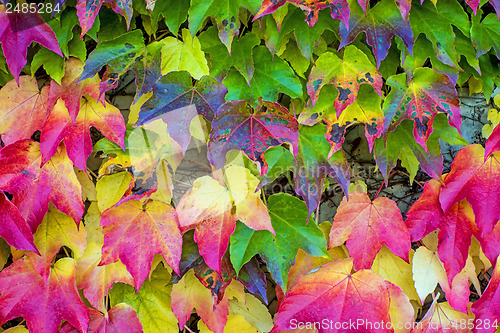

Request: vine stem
left=261, top=188, right=267, bottom=206
left=373, top=171, right=397, bottom=199
left=184, top=325, right=194, bottom=333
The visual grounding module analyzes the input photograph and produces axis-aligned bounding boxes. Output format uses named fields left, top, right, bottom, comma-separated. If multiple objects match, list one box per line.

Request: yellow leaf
left=468, top=76, right=482, bottom=95
left=3, top=326, right=29, bottom=333
left=494, top=94, right=500, bottom=108
left=190, top=114, right=209, bottom=142
left=84, top=202, right=103, bottom=245
left=198, top=314, right=259, bottom=333
left=412, top=247, right=445, bottom=303
left=229, top=293, right=274, bottom=333
left=348, top=180, right=367, bottom=193
left=75, top=168, right=97, bottom=201
left=96, top=172, right=134, bottom=212
left=128, top=91, right=152, bottom=125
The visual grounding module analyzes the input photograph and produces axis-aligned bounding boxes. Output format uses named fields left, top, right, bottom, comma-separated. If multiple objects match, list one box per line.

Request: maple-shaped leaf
left=0, top=76, right=50, bottom=145
left=41, top=95, right=126, bottom=171
left=439, top=145, right=500, bottom=237
left=230, top=193, right=329, bottom=289
left=294, top=123, right=350, bottom=216
left=413, top=299, right=474, bottom=333
left=307, top=46, right=383, bottom=117
left=100, top=199, right=182, bottom=290
left=406, top=179, right=476, bottom=284
left=171, top=269, right=229, bottom=333
left=79, top=30, right=161, bottom=99
left=0, top=140, right=84, bottom=231
left=485, top=123, right=500, bottom=159
left=471, top=259, right=500, bottom=333
left=253, top=0, right=350, bottom=28
left=0, top=7, right=62, bottom=84
left=0, top=257, right=89, bottom=333
left=135, top=71, right=227, bottom=153
left=77, top=0, right=133, bottom=37
left=271, top=258, right=392, bottom=333
left=383, top=68, right=461, bottom=151
left=474, top=221, right=500, bottom=268
left=76, top=242, right=134, bottom=312
left=47, top=58, right=101, bottom=123
left=109, top=265, right=179, bottom=333
left=60, top=303, right=143, bottom=333
left=329, top=191, right=410, bottom=270
left=338, top=0, right=413, bottom=68
left=188, top=0, right=260, bottom=51
left=0, top=191, right=37, bottom=253
left=177, top=165, right=274, bottom=273
left=208, top=99, right=299, bottom=171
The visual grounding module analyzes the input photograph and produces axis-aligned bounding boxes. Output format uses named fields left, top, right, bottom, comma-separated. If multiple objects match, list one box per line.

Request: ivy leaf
left=471, top=259, right=500, bottom=332
left=151, top=0, right=189, bottom=36
left=0, top=192, right=37, bottom=254
left=135, top=71, right=227, bottom=153
left=229, top=193, right=329, bottom=289
left=0, top=7, right=62, bottom=84
left=406, top=179, right=476, bottom=284
left=439, top=145, right=500, bottom=237
left=485, top=123, right=500, bottom=160
left=100, top=199, right=182, bottom=290
left=415, top=299, right=474, bottom=333
left=76, top=242, right=134, bottom=312
left=338, top=0, right=413, bottom=68
left=0, top=76, right=50, bottom=146
left=307, top=46, right=383, bottom=118
left=253, top=0, right=350, bottom=28
left=383, top=68, right=461, bottom=151
left=77, top=0, right=133, bottom=37
left=199, top=26, right=261, bottom=84
left=208, top=99, right=299, bottom=171
left=188, top=0, right=260, bottom=51
left=257, top=146, right=294, bottom=189
left=329, top=191, right=410, bottom=270
left=60, top=304, right=143, bottom=333
left=0, top=258, right=89, bottom=333
left=223, top=46, right=303, bottom=104
left=294, top=123, right=350, bottom=217
left=471, top=13, right=500, bottom=60
left=0, top=140, right=84, bottom=232
left=270, top=259, right=392, bottom=333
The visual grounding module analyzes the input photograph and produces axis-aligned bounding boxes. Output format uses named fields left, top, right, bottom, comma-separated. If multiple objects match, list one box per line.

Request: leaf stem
left=261, top=188, right=267, bottom=206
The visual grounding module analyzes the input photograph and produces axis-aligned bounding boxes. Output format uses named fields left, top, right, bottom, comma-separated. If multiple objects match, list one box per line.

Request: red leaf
left=471, top=259, right=500, bottom=333
left=99, top=199, right=182, bottom=290
left=0, top=192, right=37, bottom=253
left=271, top=258, right=392, bottom=333
left=329, top=191, right=410, bottom=270
left=439, top=145, right=500, bottom=237
left=485, top=123, right=500, bottom=160
left=76, top=0, right=133, bottom=37
left=0, top=140, right=84, bottom=231
left=0, top=8, right=62, bottom=84
left=60, top=304, right=143, bottom=333
left=0, top=257, right=88, bottom=333
left=0, top=76, right=50, bottom=145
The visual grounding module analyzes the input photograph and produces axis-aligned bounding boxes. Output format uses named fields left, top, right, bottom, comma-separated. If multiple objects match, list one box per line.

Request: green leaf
left=48, top=7, right=79, bottom=58
left=277, top=39, right=311, bottom=79
left=229, top=193, right=329, bottom=288
left=96, top=6, right=128, bottom=42
left=152, top=0, right=189, bottom=36
left=199, top=26, right=261, bottom=83
left=31, top=49, right=65, bottom=84
left=223, top=46, right=303, bottom=104
left=109, top=265, right=178, bottom=333
left=471, top=13, right=500, bottom=59
left=259, top=146, right=295, bottom=189
left=160, top=29, right=209, bottom=80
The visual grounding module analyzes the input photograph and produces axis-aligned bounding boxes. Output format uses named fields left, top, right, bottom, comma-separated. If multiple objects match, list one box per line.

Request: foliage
left=0, top=0, right=500, bottom=332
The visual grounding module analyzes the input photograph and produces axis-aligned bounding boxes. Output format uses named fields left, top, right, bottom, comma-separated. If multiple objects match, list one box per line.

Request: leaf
left=26, top=204, right=86, bottom=279
left=151, top=0, right=189, bottom=36
left=471, top=13, right=500, bottom=60
left=413, top=299, right=474, bottom=333
left=0, top=7, right=62, bottom=83
left=253, top=0, right=350, bottom=28
left=135, top=71, right=227, bottom=153
left=208, top=99, right=299, bottom=171
left=410, top=0, right=470, bottom=68
left=0, top=257, right=89, bottom=333
left=76, top=242, right=134, bottom=312
left=96, top=172, right=134, bottom=212
left=439, top=145, right=500, bottom=237
left=77, top=0, right=133, bottom=37
left=177, top=165, right=273, bottom=273
left=485, top=124, right=500, bottom=160
left=171, top=269, right=229, bottom=333
left=271, top=258, right=392, bottom=333
left=228, top=293, right=274, bottom=333
left=100, top=199, right=182, bottom=290
left=386, top=282, right=415, bottom=333
left=329, top=191, right=410, bottom=270
left=294, top=123, right=350, bottom=216
left=338, top=0, right=413, bottom=68
left=229, top=193, right=328, bottom=289
left=199, top=26, right=261, bottom=83
left=236, top=259, right=268, bottom=303
left=0, top=192, right=37, bottom=253
left=60, top=303, right=143, bottom=333
left=223, top=46, right=303, bottom=104
left=406, top=179, right=476, bottom=283
left=0, top=76, right=50, bottom=145
left=383, top=68, right=461, bottom=151
left=257, top=146, right=294, bottom=189
left=31, top=48, right=65, bottom=85
left=307, top=46, right=383, bottom=118
left=0, top=140, right=84, bottom=231
left=79, top=30, right=161, bottom=99
left=109, top=265, right=179, bottom=333
left=160, top=29, right=209, bottom=80
left=471, top=259, right=500, bottom=332
left=188, top=0, right=260, bottom=51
